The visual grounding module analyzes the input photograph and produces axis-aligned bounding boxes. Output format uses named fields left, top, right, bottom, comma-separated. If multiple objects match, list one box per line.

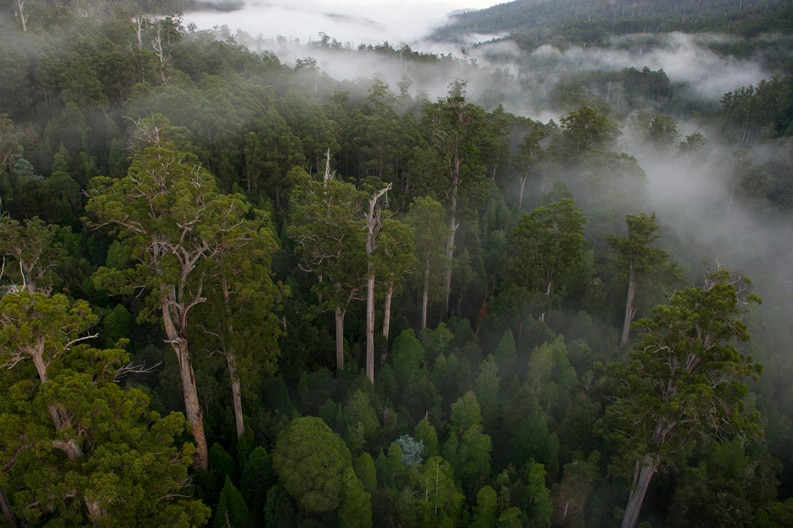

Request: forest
left=1, top=0, right=793, bottom=527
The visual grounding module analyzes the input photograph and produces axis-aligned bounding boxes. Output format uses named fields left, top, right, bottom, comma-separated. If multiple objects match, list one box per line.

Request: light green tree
left=0, top=290, right=209, bottom=527
left=273, top=416, right=354, bottom=514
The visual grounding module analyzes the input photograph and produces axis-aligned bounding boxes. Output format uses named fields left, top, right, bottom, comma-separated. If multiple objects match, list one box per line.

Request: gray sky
left=186, top=0, right=502, bottom=45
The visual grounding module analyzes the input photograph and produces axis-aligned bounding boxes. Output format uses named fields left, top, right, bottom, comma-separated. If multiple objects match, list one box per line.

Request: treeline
left=2, top=4, right=793, bottom=528
left=440, top=0, right=793, bottom=52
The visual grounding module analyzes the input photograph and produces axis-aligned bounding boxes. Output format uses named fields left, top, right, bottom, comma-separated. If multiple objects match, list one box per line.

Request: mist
left=185, top=0, right=491, bottom=46
left=186, top=0, right=789, bottom=294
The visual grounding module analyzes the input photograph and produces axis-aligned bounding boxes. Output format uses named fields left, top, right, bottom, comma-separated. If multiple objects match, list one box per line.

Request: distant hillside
left=434, top=0, right=793, bottom=47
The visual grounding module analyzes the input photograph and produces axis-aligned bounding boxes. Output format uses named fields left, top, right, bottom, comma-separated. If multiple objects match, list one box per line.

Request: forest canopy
left=1, top=0, right=793, bottom=527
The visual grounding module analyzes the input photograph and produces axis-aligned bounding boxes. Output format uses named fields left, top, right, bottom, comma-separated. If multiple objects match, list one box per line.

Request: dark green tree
left=287, top=166, right=367, bottom=371
left=606, top=212, right=680, bottom=346
left=505, top=198, right=586, bottom=320
left=405, top=196, right=449, bottom=330
left=86, top=126, right=254, bottom=470
left=603, top=269, right=763, bottom=528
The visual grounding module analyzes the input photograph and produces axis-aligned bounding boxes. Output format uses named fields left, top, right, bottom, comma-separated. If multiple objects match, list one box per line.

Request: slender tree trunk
left=13, top=0, right=27, bottom=32
left=227, top=353, right=245, bottom=439
left=0, top=488, right=17, bottom=528
left=518, top=174, right=528, bottom=211
left=335, top=306, right=345, bottom=371
left=620, top=460, right=657, bottom=528
left=364, top=184, right=390, bottom=383
left=30, top=347, right=85, bottom=460
left=383, top=284, right=394, bottom=340
left=366, top=273, right=376, bottom=383
left=221, top=277, right=245, bottom=439
left=620, top=264, right=637, bottom=347
left=443, top=167, right=460, bottom=317
left=422, top=258, right=430, bottom=330
left=162, top=305, right=208, bottom=471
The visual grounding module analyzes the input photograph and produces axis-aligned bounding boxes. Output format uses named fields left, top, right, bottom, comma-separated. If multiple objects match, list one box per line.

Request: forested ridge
left=1, top=0, right=793, bottom=527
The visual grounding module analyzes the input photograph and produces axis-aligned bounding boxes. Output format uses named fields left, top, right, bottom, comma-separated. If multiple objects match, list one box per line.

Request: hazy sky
left=186, top=0, right=503, bottom=45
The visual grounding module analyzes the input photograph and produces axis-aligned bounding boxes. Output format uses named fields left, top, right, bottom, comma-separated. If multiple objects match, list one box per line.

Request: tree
left=193, top=211, right=285, bottom=439
left=516, top=121, right=552, bottom=211
left=86, top=128, right=253, bottom=470
left=0, top=290, right=209, bottom=527
left=364, top=183, right=392, bottom=383
left=272, top=416, right=353, bottom=514
left=603, top=269, right=763, bottom=528
left=287, top=165, right=367, bottom=371
left=422, top=81, right=489, bottom=316
left=213, top=476, right=254, bottom=528
left=505, top=198, right=586, bottom=320
left=606, top=212, right=680, bottom=346
left=405, top=196, right=449, bottom=330
left=630, top=111, right=679, bottom=150
left=0, top=216, right=65, bottom=295
left=559, top=104, right=620, bottom=156
left=375, top=217, right=416, bottom=345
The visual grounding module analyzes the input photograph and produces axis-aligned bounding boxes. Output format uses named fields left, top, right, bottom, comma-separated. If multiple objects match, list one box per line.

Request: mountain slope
left=433, top=0, right=793, bottom=47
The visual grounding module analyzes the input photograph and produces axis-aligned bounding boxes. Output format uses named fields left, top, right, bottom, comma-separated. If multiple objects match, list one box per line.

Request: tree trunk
left=222, top=277, right=245, bottom=439
left=227, top=353, right=245, bottom=439
left=518, top=174, right=528, bottom=211
left=14, top=0, right=27, bottom=32
left=162, top=305, right=208, bottom=471
left=620, top=264, right=637, bottom=347
left=364, top=184, right=390, bottom=382
left=0, top=487, right=18, bottom=528
left=174, top=339, right=208, bottom=471
left=620, top=460, right=657, bottom=528
left=443, top=168, right=460, bottom=317
left=421, top=258, right=430, bottom=330
left=383, top=284, right=394, bottom=340
left=335, top=306, right=345, bottom=371
left=366, top=273, right=376, bottom=384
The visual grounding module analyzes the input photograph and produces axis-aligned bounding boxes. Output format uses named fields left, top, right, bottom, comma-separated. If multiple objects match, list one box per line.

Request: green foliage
left=337, top=466, right=373, bottom=528
left=213, top=476, right=254, bottom=528
left=354, top=452, right=378, bottom=494
left=0, top=291, right=209, bottom=526
left=273, top=416, right=353, bottom=514
left=559, top=105, right=621, bottom=156
left=471, top=485, right=498, bottom=528
left=603, top=269, right=764, bottom=527
left=343, top=390, right=380, bottom=453
left=506, top=198, right=586, bottom=315
left=240, top=446, right=276, bottom=525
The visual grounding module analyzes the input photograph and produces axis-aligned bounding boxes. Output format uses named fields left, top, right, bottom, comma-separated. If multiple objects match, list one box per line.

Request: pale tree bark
left=335, top=306, right=346, bottom=371
left=364, top=184, right=391, bottom=384
left=421, top=258, right=431, bottom=330
left=365, top=274, right=376, bottom=383
left=382, top=284, right=394, bottom=341
left=162, top=303, right=208, bottom=471
left=443, top=161, right=460, bottom=316
left=13, top=0, right=28, bottom=32
left=620, top=460, right=657, bottom=528
left=227, top=352, right=244, bottom=439
left=620, top=263, right=638, bottom=347
left=220, top=276, right=245, bottom=439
